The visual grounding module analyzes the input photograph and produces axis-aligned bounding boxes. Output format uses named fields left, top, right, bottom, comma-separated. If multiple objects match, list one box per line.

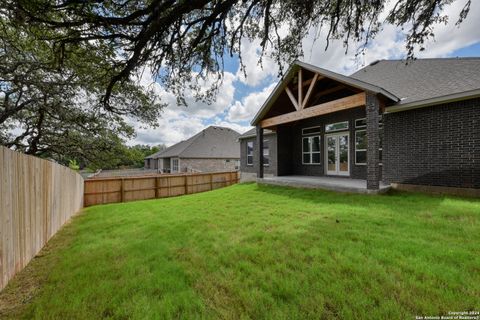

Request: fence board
left=0, top=146, right=84, bottom=291
left=84, top=171, right=240, bottom=207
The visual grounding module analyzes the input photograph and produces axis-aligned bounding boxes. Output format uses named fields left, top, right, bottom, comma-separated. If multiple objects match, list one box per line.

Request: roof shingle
left=350, top=57, right=480, bottom=106
left=145, top=126, right=240, bottom=159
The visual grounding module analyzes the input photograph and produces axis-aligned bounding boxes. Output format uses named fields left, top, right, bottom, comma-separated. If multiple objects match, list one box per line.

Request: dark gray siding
left=383, top=98, right=480, bottom=188
left=241, top=107, right=373, bottom=179
left=289, top=107, right=369, bottom=179
left=239, top=134, right=277, bottom=175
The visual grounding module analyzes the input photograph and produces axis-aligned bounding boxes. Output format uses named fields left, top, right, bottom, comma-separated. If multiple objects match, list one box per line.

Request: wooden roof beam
left=260, top=92, right=366, bottom=128
left=285, top=87, right=299, bottom=110
left=302, top=73, right=319, bottom=109
left=292, top=74, right=324, bottom=90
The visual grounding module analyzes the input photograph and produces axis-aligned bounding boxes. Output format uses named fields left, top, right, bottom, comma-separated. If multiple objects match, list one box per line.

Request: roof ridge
left=350, top=56, right=480, bottom=76
left=152, top=129, right=202, bottom=158
left=377, top=57, right=480, bottom=61
left=175, top=129, right=206, bottom=157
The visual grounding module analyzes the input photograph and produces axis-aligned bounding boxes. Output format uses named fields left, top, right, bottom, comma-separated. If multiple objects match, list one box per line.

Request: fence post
left=184, top=175, right=188, bottom=195
left=154, top=177, right=159, bottom=198
left=120, top=178, right=125, bottom=202
left=210, top=173, right=213, bottom=190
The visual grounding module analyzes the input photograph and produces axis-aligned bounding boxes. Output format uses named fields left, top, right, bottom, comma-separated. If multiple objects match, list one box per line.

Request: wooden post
left=184, top=175, right=188, bottom=194
left=298, top=69, right=303, bottom=107
left=154, top=177, right=159, bottom=198
left=120, top=178, right=125, bottom=202
left=210, top=173, right=213, bottom=190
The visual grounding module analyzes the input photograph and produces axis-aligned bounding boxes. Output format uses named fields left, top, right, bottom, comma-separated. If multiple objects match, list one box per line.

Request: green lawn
left=1, top=183, right=479, bottom=319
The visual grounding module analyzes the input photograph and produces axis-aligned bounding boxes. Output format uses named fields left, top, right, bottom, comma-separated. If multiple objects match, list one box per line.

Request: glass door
left=325, top=133, right=349, bottom=176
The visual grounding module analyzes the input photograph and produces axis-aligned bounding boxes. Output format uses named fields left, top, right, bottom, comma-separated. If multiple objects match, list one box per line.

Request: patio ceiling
left=251, top=61, right=399, bottom=128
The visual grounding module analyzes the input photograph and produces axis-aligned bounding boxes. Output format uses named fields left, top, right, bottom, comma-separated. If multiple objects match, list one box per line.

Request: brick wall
left=383, top=98, right=480, bottom=188
left=239, top=133, right=277, bottom=175
left=290, top=107, right=370, bottom=179
left=179, top=158, right=239, bottom=173
left=240, top=107, right=374, bottom=179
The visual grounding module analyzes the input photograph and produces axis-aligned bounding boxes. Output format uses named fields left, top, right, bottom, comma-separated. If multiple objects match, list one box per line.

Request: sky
left=131, top=0, right=480, bottom=147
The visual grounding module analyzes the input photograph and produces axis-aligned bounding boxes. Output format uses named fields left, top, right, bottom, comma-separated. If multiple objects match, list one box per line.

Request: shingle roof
left=145, top=126, right=240, bottom=159
left=238, top=128, right=275, bottom=139
left=350, top=57, right=480, bottom=106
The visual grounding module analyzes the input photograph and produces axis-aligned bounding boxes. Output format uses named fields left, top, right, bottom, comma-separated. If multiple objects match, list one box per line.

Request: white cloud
left=226, top=82, right=276, bottom=122
left=302, top=0, right=480, bottom=74
left=234, top=39, right=280, bottom=86
left=415, top=0, right=480, bottom=58
left=130, top=2, right=480, bottom=146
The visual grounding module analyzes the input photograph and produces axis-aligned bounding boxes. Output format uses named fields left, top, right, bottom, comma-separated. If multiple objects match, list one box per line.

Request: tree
left=0, top=16, right=164, bottom=161
left=0, top=0, right=471, bottom=166
left=4, top=0, right=471, bottom=109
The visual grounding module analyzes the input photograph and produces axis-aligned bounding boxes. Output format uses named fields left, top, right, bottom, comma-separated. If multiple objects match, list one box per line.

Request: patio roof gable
left=250, top=61, right=399, bottom=127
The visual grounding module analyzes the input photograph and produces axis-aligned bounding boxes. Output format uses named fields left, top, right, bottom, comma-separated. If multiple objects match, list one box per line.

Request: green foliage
left=0, top=0, right=471, bottom=166
left=2, top=0, right=471, bottom=106
left=1, top=184, right=478, bottom=319
left=0, top=15, right=164, bottom=162
left=78, top=142, right=166, bottom=171
left=68, top=159, right=80, bottom=171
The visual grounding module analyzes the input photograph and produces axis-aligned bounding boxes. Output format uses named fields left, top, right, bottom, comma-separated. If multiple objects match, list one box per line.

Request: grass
left=0, top=183, right=479, bottom=319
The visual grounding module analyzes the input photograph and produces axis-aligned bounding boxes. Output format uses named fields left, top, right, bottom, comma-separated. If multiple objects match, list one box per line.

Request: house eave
left=238, top=131, right=276, bottom=140
left=250, top=61, right=399, bottom=126
left=385, top=88, right=480, bottom=113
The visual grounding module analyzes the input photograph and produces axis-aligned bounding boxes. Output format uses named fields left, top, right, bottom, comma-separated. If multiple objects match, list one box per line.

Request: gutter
left=385, top=88, right=480, bottom=113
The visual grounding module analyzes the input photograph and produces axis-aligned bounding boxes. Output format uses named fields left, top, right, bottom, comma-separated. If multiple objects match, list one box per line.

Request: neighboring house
left=239, top=58, right=479, bottom=193
left=145, top=126, right=240, bottom=173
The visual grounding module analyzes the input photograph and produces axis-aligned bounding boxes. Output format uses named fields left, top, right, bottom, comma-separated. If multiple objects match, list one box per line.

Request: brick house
left=239, top=58, right=479, bottom=194
left=145, top=126, right=240, bottom=173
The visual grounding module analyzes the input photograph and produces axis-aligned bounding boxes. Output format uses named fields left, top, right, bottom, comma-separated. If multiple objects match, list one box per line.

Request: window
left=263, top=139, right=270, bottom=166
left=246, top=141, right=254, bottom=166
left=302, top=126, right=321, bottom=135
left=355, top=116, right=383, bottom=129
left=172, top=158, right=179, bottom=172
left=355, top=118, right=367, bottom=128
left=325, top=121, right=348, bottom=133
left=302, top=136, right=321, bottom=164
left=355, top=128, right=383, bottom=165
left=355, top=130, right=367, bottom=165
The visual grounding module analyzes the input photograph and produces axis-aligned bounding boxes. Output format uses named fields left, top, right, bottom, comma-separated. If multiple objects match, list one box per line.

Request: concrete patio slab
left=258, top=175, right=391, bottom=194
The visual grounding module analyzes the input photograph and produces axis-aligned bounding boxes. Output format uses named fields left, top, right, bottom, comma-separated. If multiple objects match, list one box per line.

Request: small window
left=302, top=126, right=321, bottom=135
left=172, top=158, right=179, bottom=172
left=302, top=136, right=321, bottom=164
left=355, top=118, right=367, bottom=128
left=325, top=121, right=348, bottom=133
left=355, top=116, right=383, bottom=129
left=246, top=141, right=254, bottom=166
left=355, top=130, right=367, bottom=165
left=355, top=129, right=383, bottom=165
left=263, top=140, right=270, bottom=167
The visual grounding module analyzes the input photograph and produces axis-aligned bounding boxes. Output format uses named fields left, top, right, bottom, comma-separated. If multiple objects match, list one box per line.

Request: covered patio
left=258, top=175, right=391, bottom=194
left=250, top=61, right=399, bottom=192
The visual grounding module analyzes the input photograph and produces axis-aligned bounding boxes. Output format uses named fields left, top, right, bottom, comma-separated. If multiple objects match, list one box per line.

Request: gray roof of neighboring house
left=351, top=57, right=480, bottom=107
left=238, top=128, right=275, bottom=140
left=145, top=126, right=240, bottom=159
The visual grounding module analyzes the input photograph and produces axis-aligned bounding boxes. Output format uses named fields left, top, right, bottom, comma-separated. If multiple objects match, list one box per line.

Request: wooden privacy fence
left=84, top=171, right=239, bottom=207
left=0, top=146, right=84, bottom=291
